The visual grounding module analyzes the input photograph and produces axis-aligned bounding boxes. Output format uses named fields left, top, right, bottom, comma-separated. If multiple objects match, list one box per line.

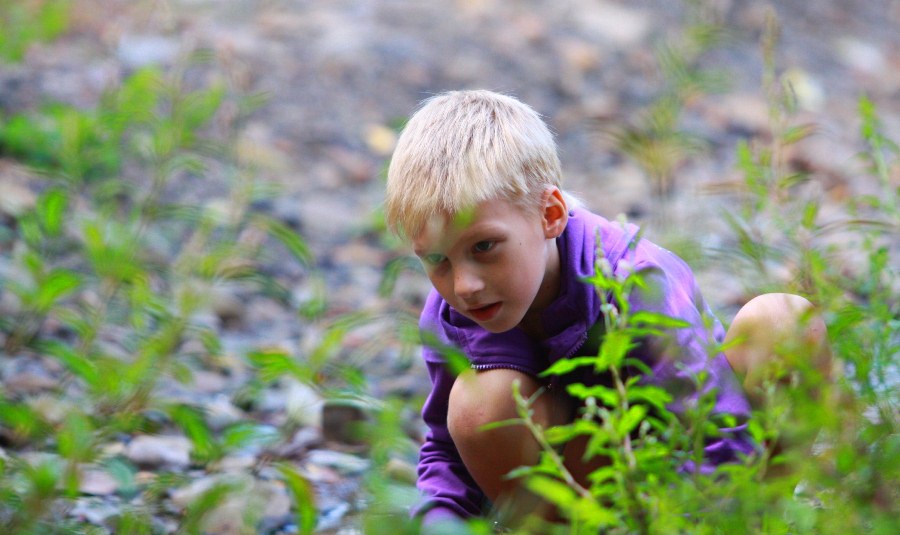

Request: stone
left=117, top=34, right=180, bottom=68
left=205, top=394, right=246, bottom=431
left=79, top=467, right=120, bottom=496
left=284, top=379, right=326, bottom=428
left=304, top=449, right=369, bottom=476
left=574, top=0, right=650, bottom=47
left=70, top=496, right=121, bottom=526
left=125, top=435, right=192, bottom=468
left=322, top=401, right=369, bottom=445
left=209, top=286, right=247, bottom=327
left=4, top=369, right=58, bottom=396
left=0, top=180, right=36, bottom=217
left=363, top=123, right=397, bottom=156
left=170, top=474, right=292, bottom=534
left=384, top=458, right=417, bottom=485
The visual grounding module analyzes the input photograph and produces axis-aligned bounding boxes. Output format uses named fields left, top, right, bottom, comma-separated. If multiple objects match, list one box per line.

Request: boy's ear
left=541, top=187, right=568, bottom=239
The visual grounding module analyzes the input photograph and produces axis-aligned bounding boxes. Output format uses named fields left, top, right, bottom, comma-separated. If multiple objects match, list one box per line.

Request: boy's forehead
left=412, top=205, right=481, bottom=250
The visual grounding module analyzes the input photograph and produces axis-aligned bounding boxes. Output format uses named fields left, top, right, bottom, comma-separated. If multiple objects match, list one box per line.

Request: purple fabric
left=414, top=208, right=755, bottom=520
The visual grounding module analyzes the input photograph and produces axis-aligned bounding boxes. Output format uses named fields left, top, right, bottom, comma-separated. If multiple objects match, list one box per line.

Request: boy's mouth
left=468, top=302, right=501, bottom=322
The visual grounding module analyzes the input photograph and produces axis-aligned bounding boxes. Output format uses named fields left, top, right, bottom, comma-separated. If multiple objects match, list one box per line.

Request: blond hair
left=385, top=90, right=564, bottom=238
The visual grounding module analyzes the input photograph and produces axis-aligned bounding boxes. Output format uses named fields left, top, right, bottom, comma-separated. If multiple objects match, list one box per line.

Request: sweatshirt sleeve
left=413, top=349, right=487, bottom=521
left=625, top=243, right=757, bottom=468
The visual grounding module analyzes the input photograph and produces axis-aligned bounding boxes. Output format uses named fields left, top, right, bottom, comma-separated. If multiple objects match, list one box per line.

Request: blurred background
left=1, top=1, right=898, bottom=533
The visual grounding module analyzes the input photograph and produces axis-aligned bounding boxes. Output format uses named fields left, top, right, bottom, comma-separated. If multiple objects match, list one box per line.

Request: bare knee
left=447, top=369, right=570, bottom=501
left=724, top=293, right=832, bottom=398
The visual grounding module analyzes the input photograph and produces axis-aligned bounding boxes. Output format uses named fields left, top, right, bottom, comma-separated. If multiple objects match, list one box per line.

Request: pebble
left=304, top=449, right=370, bottom=476
left=205, top=394, right=247, bottom=431
left=70, top=496, right=122, bottom=526
left=284, top=379, right=326, bottom=428
left=0, top=180, right=36, bottom=217
left=117, top=34, right=180, bottom=68
left=125, top=435, right=193, bottom=469
left=322, top=401, right=370, bottom=445
left=79, top=467, right=120, bottom=496
left=170, top=474, right=293, bottom=534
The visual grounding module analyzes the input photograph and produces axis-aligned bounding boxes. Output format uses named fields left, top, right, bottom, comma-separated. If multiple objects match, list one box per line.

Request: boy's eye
left=423, top=254, right=446, bottom=266
left=473, top=241, right=495, bottom=253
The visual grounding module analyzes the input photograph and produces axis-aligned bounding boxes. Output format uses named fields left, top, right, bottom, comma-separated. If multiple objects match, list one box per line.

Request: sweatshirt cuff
left=421, top=506, right=464, bottom=526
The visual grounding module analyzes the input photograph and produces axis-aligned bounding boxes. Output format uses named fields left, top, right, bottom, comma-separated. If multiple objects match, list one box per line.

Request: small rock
left=70, top=496, right=121, bottom=526
left=322, top=401, right=370, bottom=445
left=363, top=123, right=397, bottom=156
left=205, top=394, right=246, bottom=431
left=305, top=449, right=369, bottom=476
left=0, top=180, right=36, bottom=217
left=384, top=458, right=417, bottom=485
left=216, top=452, right=257, bottom=472
left=781, top=68, right=825, bottom=112
left=576, top=0, right=650, bottom=47
left=79, top=467, right=119, bottom=496
left=324, top=145, right=376, bottom=184
left=192, top=370, right=231, bottom=395
left=836, top=37, right=886, bottom=75
left=4, top=370, right=58, bottom=396
left=284, top=380, right=325, bottom=428
left=316, top=501, right=352, bottom=532
left=269, top=426, right=323, bottom=459
left=125, top=435, right=192, bottom=468
left=117, top=34, right=180, bottom=68
left=210, top=286, right=247, bottom=327
left=170, top=474, right=292, bottom=534
left=27, top=394, right=71, bottom=425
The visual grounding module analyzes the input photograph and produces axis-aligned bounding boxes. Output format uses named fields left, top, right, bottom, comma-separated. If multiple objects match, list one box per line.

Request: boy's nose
left=453, top=266, right=484, bottom=299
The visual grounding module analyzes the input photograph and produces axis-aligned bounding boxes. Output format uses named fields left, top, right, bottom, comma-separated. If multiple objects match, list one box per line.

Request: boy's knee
left=447, top=369, right=570, bottom=448
left=447, top=369, right=536, bottom=445
left=725, top=293, right=832, bottom=393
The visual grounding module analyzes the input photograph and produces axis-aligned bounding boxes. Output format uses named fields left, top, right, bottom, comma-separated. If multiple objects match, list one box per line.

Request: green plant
left=0, top=0, right=70, bottom=63
left=479, top=10, right=899, bottom=535
left=603, top=0, right=729, bottom=201
left=0, top=55, right=318, bottom=531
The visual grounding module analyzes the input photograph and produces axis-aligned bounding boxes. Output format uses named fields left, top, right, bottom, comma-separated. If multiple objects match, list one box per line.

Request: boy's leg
left=447, top=368, right=572, bottom=521
left=723, top=293, right=834, bottom=408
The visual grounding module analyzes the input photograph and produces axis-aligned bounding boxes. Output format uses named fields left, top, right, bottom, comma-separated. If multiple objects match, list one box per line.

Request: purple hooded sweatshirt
left=415, top=207, right=754, bottom=523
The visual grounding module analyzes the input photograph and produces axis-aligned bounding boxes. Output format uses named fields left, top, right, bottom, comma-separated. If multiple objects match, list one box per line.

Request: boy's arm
left=414, top=355, right=487, bottom=522
left=627, top=261, right=756, bottom=466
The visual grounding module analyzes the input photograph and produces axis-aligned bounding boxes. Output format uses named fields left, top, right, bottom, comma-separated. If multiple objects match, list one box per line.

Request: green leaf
left=221, top=422, right=280, bottom=451
left=251, top=213, right=313, bottom=266
left=246, top=349, right=308, bottom=383
left=567, top=383, right=619, bottom=407
left=525, top=475, right=577, bottom=508
left=57, top=410, right=95, bottom=463
left=541, top=356, right=597, bottom=377
left=35, top=269, right=81, bottom=312
left=630, top=311, right=691, bottom=330
left=617, top=405, right=648, bottom=436
left=277, top=463, right=317, bottom=535
left=625, top=386, right=673, bottom=410
left=39, top=339, right=101, bottom=387
left=597, top=331, right=634, bottom=370
left=167, top=404, right=218, bottom=463
left=35, top=188, right=67, bottom=236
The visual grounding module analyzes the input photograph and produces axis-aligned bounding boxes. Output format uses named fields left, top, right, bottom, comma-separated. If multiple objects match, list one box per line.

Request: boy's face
left=412, top=189, right=568, bottom=334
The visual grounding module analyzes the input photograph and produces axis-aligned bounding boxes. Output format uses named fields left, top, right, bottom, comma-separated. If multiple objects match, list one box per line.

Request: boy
left=384, top=90, right=831, bottom=526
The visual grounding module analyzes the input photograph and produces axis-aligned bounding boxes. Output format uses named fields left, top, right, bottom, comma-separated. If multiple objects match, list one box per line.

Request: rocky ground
left=1, top=0, right=899, bottom=533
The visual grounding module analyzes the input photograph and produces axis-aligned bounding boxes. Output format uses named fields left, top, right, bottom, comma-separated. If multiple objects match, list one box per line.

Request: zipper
left=471, top=363, right=536, bottom=375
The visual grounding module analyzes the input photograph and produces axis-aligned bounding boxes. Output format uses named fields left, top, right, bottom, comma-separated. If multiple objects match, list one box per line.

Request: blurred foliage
left=602, top=0, right=729, bottom=200
left=0, top=0, right=70, bottom=63
left=0, top=7, right=329, bottom=528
